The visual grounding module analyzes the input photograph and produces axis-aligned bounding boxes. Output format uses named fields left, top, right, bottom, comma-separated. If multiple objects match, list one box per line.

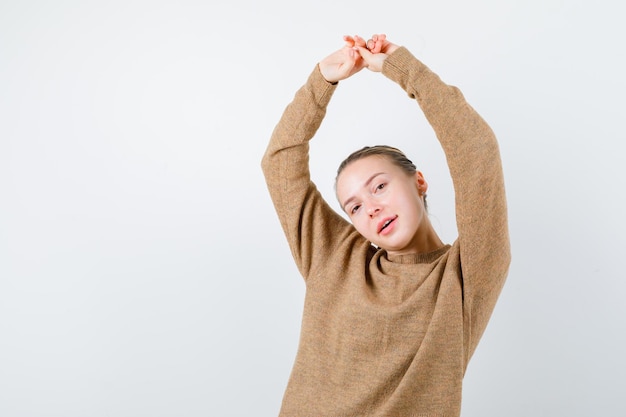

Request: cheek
left=351, top=216, right=370, bottom=236
left=397, top=188, right=424, bottom=215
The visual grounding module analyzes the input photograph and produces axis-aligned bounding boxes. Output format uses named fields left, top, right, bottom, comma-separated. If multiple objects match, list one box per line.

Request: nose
left=367, top=204, right=381, bottom=217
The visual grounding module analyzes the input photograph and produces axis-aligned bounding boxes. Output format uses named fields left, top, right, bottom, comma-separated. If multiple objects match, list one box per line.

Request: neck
left=388, top=217, right=444, bottom=257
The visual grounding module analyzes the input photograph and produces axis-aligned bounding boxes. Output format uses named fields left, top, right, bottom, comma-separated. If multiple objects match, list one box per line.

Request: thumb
left=356, top=46, right=374, bottom=63
left=356, top=46, right=384, bottom=72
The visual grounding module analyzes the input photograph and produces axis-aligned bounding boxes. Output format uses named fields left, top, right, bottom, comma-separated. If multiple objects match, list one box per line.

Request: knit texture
left=262, top=47, right=511, bottom=417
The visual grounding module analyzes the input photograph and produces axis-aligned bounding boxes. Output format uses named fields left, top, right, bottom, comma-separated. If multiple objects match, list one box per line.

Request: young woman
left=262, top=34, right=511, bottom=417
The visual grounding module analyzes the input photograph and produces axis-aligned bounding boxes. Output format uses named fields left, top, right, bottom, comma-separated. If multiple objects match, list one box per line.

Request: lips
left=377, top=216, right=398, bottom=234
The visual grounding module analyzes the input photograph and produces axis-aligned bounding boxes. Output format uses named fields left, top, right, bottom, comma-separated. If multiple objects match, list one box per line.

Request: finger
left=367, top=34, right=386, bottom=53
left=368, top=34, right=378, bottom=48
left=353, top=35, right=367, bottom=48
left=343, top=35, right=355, bottom=47
left=339, top=47, right=358, bottom=66
left=375, top=34, right=387, bottom=53
left=369, top=39, right=383, bottom=53
left=355, top=46, right=373, bottom=64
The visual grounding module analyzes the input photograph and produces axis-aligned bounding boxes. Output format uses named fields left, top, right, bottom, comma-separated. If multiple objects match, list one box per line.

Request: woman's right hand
left=318, top=35, right=367, bottom=83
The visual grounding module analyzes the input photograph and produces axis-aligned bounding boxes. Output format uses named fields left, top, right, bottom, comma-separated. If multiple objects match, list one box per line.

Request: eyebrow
left=341, top=172, right=385, bottom=211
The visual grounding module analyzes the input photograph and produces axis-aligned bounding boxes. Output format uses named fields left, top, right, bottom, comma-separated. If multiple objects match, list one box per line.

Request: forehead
left=336, top=155, right=403, bottom=195
left=339, top=154, right=395, bottom=175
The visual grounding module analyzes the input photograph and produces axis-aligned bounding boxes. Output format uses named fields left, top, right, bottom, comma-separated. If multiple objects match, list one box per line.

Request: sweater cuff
left=308, top=64, right=339, bottom=107
left=383, top=47, right=430, bottom=84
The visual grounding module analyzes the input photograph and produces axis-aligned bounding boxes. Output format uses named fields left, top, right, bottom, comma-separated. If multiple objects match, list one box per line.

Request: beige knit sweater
left=262, top=47, right=510, bottom=417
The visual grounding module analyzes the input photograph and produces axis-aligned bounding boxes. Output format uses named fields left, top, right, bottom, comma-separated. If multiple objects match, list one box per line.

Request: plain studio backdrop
left=1, top=1, right=624, bottom=416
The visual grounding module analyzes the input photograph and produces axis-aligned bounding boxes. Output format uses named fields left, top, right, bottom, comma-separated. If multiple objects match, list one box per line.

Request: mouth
left=378, top=216, right=397, bottom=234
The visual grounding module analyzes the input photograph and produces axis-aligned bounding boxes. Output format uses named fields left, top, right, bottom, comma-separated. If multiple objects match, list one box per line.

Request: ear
left=414, top=170, right=428, bottom=196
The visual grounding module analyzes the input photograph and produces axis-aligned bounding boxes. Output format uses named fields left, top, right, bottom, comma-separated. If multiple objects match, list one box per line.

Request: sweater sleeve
left=382, top=48, right=511, bottom=352
left=261, top=66, right=360, bottom=281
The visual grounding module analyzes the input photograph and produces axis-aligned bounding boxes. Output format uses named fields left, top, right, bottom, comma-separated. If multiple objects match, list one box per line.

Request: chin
left=376, top=242, right=405, bottom=253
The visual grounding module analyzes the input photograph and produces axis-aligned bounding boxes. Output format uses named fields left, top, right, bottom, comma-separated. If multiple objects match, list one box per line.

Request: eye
left=350, top=204, right=361, bottom=214
left=375, top=183, right=386, bottom=192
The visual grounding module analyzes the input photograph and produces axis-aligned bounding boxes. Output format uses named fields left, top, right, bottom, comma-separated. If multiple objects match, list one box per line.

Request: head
left=335, top=146, right=439, bottom=256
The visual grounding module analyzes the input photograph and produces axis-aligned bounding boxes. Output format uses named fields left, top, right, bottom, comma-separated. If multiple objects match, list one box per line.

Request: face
left=336, top=155, right=430, bottom=256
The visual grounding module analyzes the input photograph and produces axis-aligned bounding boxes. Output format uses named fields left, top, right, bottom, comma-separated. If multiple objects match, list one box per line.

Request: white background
left=1, top=1, right=625, bottom=416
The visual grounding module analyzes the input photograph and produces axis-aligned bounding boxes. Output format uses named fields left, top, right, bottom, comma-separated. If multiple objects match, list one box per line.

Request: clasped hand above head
left=319, top=33, right=399, bottom=84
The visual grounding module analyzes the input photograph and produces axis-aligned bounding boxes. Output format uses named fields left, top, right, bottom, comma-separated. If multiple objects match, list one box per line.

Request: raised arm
left=261, top=38, right=369, bottom=280
left=359, top=35, right=511, bottom=347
